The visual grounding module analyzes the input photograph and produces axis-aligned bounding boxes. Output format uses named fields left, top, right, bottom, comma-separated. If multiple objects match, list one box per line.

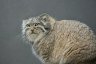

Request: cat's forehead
left=24, top=17, right=40, bottom=24
left=28, top=17, right=39, bottom=23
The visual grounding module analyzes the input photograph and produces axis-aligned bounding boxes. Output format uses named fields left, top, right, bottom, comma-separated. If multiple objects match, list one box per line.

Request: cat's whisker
left=36, top=25, right=47, bottom=32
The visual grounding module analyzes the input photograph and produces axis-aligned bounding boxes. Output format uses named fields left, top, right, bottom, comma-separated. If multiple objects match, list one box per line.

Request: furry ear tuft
left=39, top=13, right=50, bottom=17
left=38, top=13, right=56, bottom=30
left=39, top=13, right=50, bottom=22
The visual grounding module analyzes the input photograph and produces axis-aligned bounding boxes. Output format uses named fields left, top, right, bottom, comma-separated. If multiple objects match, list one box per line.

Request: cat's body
left=22, top=13, right=96, bottom=64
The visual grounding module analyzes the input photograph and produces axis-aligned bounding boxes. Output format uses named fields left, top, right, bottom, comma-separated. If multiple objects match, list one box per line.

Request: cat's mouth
left=28, top=29, right=39, bottom=35
left=31, top=32, right=37, bottom=34
left=26, top=32, right=38, bottom=43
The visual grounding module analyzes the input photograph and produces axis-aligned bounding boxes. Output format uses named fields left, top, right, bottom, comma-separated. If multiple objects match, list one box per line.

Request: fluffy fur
left=22, top=13, right=96, bottom=64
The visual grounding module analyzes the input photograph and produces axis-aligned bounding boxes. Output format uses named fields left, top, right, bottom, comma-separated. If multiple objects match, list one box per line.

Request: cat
left=22, top=13, right=96, bottom=64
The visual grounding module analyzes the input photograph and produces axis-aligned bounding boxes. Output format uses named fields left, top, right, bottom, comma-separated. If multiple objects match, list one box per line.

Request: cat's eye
left=34, top=23, right=39, bottom=26
left=26, top=24, right=31, bottom=27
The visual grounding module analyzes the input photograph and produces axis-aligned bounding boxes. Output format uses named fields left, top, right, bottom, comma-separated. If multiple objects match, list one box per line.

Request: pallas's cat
left=22, top=13, right=96, bottom=64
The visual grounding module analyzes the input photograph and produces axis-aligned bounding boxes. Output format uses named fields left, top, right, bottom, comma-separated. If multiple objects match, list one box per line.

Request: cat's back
left=53, top=20, right=94, bottom=43
left=51, top=20, right=96, bottom=64
left=54, top=20, right=95, bottom=40
left=55, top=20, right=89, bottom=32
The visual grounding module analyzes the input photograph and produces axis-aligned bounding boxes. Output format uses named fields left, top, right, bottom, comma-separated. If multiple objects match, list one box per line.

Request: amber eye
left=34, top=23, right=39, bottom=26
left=26, top=24, right=30, bottom=27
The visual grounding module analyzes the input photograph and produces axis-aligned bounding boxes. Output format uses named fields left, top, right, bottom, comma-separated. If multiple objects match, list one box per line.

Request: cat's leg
left=43, top=61, right=53, bottom=64
left=59, top=57, right=69, bottom=64
left=59, top=58, right=64, bottom=64
left=59, top=56, right=96, bottom=64
left=59, top=53, right=81, bottom=64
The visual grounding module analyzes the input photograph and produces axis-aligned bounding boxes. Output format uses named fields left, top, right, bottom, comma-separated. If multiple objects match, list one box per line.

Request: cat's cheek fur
left=25, top=30, right=36, bottom=42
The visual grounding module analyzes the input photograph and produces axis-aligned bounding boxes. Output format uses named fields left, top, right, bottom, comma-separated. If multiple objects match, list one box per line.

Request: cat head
left=22, top=13, right=56, bottom=44
left=22, top=17, right=47, bottom=44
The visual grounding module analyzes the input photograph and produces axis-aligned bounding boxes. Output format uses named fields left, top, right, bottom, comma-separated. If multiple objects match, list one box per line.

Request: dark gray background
left=0, top=0, right=96, bottom=64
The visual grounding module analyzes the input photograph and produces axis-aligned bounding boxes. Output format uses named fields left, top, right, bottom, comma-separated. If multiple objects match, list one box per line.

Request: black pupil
left=34, top=23, right=38, bottom=26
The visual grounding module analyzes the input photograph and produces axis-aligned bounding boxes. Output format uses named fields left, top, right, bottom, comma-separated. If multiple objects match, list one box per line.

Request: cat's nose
left=31, top=29, right=34, bottom=32
left=30, top=27, right=34, bottom=30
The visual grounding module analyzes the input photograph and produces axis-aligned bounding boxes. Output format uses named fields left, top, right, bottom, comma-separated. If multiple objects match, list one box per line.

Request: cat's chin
left=26, top=34, right=38, bottom=42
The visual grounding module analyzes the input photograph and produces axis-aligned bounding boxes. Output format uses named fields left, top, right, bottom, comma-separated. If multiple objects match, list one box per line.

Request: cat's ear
left=39, top=13, right=50, bottom=22
left=22, top=20, right=27, bottom=27
left=39, top=13, right=56, bottom=30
